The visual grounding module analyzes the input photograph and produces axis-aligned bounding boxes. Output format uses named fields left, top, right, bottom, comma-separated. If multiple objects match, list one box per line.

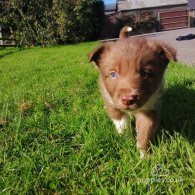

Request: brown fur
left=135, top=110, right=159, bottom=152
left=89, top=29, right=176, bottom=156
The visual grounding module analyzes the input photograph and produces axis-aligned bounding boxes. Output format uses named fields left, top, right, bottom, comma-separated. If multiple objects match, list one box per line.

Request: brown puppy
left=89, top=28, right=176, bottom=157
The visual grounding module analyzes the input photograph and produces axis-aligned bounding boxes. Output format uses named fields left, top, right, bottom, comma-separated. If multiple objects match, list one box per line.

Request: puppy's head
left=89, top=37, right=176, bottom=111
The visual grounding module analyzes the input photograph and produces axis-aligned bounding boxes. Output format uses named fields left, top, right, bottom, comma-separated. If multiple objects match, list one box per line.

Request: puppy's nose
left=122, top=95, right=137, bottom=106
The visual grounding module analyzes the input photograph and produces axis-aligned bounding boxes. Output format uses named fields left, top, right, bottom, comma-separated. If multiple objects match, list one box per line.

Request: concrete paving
left=142, top=28, right=195, bottom=67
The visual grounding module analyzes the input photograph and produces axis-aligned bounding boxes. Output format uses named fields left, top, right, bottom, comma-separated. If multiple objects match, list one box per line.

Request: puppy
left=89, top=27, right=176, bottom=157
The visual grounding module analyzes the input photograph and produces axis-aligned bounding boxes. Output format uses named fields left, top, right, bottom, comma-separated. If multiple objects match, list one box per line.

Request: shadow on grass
left=0, top=48, right=20, bottom=59
left=159, top=79, right=195, bottom=142
left=0, top=51, right=15, bottom=59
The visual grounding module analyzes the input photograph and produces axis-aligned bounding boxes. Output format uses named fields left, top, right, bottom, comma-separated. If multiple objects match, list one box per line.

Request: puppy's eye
left=110, top=71, right=118, bottom=79
left=140, top=69, right=153, bottom=79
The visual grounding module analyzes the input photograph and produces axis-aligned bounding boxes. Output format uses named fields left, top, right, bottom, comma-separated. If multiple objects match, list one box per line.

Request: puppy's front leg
left=106, top=104, right=129, bottom=134
left=135, top=110, right=159, bottom=158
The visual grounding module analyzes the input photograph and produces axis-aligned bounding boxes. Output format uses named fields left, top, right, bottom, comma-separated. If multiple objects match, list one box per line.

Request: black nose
left=122, top=95, right=138, bottom=106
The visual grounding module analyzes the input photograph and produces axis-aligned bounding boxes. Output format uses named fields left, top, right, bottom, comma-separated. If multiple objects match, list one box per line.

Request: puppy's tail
left=119, top=26, right=132, bottom=39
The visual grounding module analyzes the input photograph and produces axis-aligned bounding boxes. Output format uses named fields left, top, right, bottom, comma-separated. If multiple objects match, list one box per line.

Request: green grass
left=0, top=43, right=195, bottom=194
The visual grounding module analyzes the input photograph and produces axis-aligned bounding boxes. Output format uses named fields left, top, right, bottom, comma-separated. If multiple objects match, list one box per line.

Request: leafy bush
left=1, top=0, right=56, bottom=46
left=54, top=0, right=104, bottom=43
left=1, top=0, right=104, bottom=46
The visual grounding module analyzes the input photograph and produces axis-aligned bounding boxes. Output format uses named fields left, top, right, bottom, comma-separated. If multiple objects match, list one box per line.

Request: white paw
left=140, top=150, right=145, bottom=159
left=137, top=143, right=148, bottom=159
left=113, top=117, right=128, bottom=134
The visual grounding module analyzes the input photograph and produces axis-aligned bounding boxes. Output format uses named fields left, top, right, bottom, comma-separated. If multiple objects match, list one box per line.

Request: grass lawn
left=0, top=42, right=195, bottom=194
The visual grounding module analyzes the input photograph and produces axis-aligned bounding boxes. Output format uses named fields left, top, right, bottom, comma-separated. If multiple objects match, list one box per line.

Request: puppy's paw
left=137, top=143, right=150, bottom=159
left=113, top=117, right=129, bottom=134
left=139, top=149, right=151, bottom=159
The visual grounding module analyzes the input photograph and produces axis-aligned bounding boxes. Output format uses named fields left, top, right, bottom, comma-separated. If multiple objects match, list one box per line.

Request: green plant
left=1, top=0, right=104, bottom=46
left=54, top=0, right=104, bottom=43
left=1, top=0, right=57, bottom=47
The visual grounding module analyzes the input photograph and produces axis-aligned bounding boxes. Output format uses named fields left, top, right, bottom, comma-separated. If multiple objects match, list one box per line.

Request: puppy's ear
left=158, top=43, right=177, bottom=64
left=89, top=44, right=111, bottom=67
left=89, top=45, right=104, bottom=67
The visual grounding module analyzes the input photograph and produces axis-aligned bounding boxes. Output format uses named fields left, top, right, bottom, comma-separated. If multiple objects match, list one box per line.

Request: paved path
left=142, top=28, right=195, bottom=67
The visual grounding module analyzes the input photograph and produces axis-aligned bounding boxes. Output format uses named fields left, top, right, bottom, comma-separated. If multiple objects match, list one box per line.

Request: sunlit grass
left=0, top=43, right=195, bottom=194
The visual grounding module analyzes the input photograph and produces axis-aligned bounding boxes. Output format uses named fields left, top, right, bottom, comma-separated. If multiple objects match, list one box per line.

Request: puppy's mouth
left=122, top=101, right=141, bottom=111
left=126, top=103, right=139, bottom=111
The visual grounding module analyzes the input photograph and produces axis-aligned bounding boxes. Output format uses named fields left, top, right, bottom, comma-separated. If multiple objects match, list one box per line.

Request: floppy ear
left=158, top=43, right=177, bottom=65
left=88, top=45, right=105, bottom=67
left=89, top=42, right=113, bottom=68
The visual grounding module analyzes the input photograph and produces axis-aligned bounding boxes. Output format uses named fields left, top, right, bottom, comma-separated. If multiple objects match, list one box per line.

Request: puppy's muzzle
left=122, top=95, right=138, bottom=106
